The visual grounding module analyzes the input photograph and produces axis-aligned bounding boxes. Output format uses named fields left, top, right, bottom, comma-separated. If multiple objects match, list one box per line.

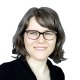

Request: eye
left=29, top=31, right=38, bottom=35
left=45, top=31, right=53, bottom=35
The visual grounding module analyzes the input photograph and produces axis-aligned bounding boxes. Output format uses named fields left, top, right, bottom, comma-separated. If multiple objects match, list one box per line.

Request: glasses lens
left=27, top=30, right=39, bottom=40
left=44, top=31, right=56, bottom=40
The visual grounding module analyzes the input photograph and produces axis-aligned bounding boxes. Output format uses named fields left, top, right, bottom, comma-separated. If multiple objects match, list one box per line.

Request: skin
left=24, top=16, right=57, bottom=79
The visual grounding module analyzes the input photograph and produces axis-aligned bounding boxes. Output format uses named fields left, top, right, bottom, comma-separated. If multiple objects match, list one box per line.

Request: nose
left=37, top=34, right=45, bottom=43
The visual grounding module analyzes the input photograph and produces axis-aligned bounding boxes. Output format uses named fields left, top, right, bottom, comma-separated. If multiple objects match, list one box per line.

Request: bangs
left=35, top=9, right=56, bottom=31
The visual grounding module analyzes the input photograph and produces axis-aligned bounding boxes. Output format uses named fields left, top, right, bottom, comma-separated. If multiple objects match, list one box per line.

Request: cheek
left=48, top=39, right=56, bottom=53
left=24, top=34, right=34, bottom=52
left=24, top=34, right=30, bottom=50
left=24, top=40, right=33, bottom=55
left=24, top=38, right=32, bottom=49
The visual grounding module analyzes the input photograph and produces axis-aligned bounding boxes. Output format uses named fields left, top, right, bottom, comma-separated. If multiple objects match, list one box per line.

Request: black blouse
left=0, top=56, right=65, bottom=80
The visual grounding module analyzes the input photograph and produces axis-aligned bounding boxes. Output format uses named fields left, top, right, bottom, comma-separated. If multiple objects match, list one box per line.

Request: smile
left=34, top=47, right=47, bottom=51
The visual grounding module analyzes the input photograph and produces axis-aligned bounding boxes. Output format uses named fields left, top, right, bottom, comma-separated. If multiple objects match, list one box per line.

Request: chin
left=34, top=55, right=48, bottom=61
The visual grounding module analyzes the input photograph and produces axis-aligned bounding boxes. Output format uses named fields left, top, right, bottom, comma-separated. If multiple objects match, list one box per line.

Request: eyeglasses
left=25, top=30, right=57, bottom=40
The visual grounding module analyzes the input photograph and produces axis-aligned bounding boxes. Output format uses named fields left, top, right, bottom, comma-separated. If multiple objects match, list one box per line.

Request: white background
left=0, top=0, right=80, bottom=80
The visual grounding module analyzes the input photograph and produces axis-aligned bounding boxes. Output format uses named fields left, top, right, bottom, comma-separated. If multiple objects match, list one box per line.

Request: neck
left=26, top=56, right=48, bottom=74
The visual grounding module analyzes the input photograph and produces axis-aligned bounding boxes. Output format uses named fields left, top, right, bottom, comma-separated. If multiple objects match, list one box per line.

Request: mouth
left=34, top=47, right=47, bottom=51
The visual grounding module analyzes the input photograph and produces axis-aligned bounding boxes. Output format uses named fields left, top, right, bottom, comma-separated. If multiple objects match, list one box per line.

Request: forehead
left=27, top=17, right=49, bottom=32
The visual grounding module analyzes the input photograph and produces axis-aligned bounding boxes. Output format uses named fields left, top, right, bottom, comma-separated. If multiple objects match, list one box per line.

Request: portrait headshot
left=0, top=0, right=79, bottom=80
left=0, top=6, right=66, bottom=80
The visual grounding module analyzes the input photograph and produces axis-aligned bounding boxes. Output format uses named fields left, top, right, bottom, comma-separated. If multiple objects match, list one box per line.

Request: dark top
left=0, top=56, right=65, bottom=80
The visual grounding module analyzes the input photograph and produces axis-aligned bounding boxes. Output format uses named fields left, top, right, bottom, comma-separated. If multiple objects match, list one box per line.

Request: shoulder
left=0, top=58, right=21, bottom=79
left=47, top=59, right=64, bottom=72
left=47, top=59, right=65, bottom=80
left=0, top=58, right=20, bottom=70
left=52, top=65, right=65, bottom=80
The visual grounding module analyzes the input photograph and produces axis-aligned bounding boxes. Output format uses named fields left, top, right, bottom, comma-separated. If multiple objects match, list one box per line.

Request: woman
left=0, top=7, right=66, bottom=80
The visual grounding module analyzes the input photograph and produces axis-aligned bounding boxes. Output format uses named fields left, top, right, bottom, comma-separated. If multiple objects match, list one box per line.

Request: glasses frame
left=25, top=30, right=57, bottom=40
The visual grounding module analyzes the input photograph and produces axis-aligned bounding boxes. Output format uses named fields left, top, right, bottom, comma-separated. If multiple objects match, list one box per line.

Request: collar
left=19, top=56, right=55, bottom=80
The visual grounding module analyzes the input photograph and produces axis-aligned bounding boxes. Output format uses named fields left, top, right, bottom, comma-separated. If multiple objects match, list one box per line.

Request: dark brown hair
left=12, top=7, right=66, bottom=63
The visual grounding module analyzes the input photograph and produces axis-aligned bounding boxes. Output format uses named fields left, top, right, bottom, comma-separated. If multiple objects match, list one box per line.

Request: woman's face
left=24, top=17, right=56, bottom=61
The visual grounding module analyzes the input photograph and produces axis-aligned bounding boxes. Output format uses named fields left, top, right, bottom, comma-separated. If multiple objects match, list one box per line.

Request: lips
left=34, top=47, right=47, bottom=51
